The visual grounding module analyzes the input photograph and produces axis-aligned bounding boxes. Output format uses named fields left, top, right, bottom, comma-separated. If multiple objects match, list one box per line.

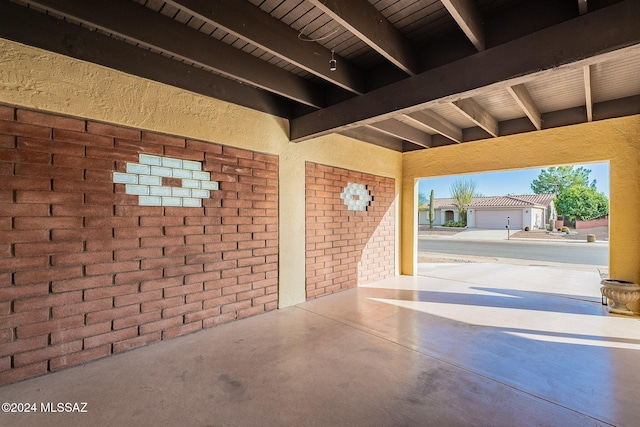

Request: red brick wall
left=305, top=162, right=395, bottom=299
left=575, top=217, right=608, bottom=229
left=0, top=104, right=278, bottom=385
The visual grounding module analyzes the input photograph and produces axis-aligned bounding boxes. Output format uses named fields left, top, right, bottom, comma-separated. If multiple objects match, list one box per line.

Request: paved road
left=418, top=238, right=608, bottom=266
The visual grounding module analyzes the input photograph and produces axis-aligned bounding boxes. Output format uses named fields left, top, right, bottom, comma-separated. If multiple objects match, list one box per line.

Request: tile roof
left=420, top=194, right=555, bottom=210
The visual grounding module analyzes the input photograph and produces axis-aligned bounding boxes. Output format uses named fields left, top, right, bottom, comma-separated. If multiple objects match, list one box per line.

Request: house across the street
left=419, top=194, right=557, bottom=230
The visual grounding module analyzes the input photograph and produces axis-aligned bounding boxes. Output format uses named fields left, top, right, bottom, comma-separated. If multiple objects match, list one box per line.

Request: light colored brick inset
left=182, top=198, right=202, bottom=207
left=182, top=179, right=200, bottom=189
left=113, top=172, right=138, bottom=184
left=201, top=181, right=219, bottom=191
left=139, top=196, right=161, bottom=206
left=191, top=189, right=210, bottom=199
left=114, top=154, right=219, bottom=206
left=340, top=183, right=372, bottom=211
left=139, top=175, right=162, bottom=186
left=126, top=163, right=150, bottom=175
left=139, top=154, right=162, bottom=166
left=150, top=166, right=172, bottom=177
left=172, top=169, right=191, bottom=179
left=127, top=185, right=150, bottom=196
left=162, top=157, right=182, bottom=169
left=150, top=186, right=171, bottom=196
left=183, top=160, right=201, bottom=171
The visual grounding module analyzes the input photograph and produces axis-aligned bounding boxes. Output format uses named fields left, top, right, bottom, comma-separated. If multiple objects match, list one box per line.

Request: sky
left=418, top=162, right=610, bottom=200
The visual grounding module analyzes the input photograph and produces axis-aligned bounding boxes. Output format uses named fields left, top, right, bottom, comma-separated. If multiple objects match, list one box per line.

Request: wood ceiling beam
left=507, top=84, right=542, bottom=130
left=339, top=128, right=404, bottom=152
left=583, top=65, right=594, bottom=122
left=0, top=1, right=292, bottom=118
left=290, top=0, right=640, bottom=142
left=306, top=0, right=418, bottom=76
left=451, top=98, right=498, bottom=137
left=367, top=120, right=431, bottom=148
left=21, top=0, right=325, bottom=108
left=398, top=111, right=463, bottom=144
left=593, top=94, right=640, bottom=121
left=166, top=0, right=366, bottom=94
left=440, top=0, right=485, bottom=51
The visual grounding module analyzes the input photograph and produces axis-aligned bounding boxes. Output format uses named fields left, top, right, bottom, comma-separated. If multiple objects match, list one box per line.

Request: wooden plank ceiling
left=1, top=0, right=639, bottom=151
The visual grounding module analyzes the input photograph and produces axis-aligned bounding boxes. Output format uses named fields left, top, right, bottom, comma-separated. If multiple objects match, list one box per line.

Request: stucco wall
left=529, top=207, right=545, bottom=229
left=402, top=116, right=640, bottom=295
left=0, top=38, right=402, bottom=310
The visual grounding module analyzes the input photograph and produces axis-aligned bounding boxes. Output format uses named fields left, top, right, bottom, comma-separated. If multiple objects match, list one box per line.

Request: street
left=418, top=237, right=608, bottom=266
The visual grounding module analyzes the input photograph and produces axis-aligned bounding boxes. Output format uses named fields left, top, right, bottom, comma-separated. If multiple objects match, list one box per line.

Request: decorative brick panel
left=0, top=105, right=278, bottom=385
left=305, top=162, right=395, bottom=299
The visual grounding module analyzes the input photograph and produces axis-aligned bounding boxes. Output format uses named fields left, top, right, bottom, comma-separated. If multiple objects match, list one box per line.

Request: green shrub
left=524, top=226, right=530, bottom=231
left=556, top=185, right=609, bottom=221
left=443, top=220, right=466, bottom=228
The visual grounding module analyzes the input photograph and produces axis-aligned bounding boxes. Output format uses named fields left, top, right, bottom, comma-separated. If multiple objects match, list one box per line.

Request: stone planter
left=600, top=279, right=640, bottom=315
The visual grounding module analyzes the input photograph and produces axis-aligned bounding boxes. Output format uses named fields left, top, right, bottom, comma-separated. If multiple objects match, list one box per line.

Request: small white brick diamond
left=340, top=182, right=372, bottom=211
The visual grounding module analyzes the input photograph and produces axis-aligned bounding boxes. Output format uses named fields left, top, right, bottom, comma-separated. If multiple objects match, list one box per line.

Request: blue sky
left=418, top=162, right=610, bottom=200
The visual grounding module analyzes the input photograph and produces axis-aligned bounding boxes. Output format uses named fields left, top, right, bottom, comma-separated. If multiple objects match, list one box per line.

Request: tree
left=531, top=165, right=608, bottom=222
left=418, top=192, right=427, bottom=206
left=555, top=185, right=609, bottom=221
left=450, top=179, right=477, bottom=225
left=531, top=166, right=596, bottom=195
left=428, top=189, right=435, bottom=229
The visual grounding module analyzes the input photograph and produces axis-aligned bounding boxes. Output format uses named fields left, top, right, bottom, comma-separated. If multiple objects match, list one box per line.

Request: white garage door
left=475, top=210, right=523, bottom=229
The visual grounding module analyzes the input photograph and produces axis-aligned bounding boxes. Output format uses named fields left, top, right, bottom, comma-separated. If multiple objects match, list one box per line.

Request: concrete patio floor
left=1, top=264, right=639, bottom=426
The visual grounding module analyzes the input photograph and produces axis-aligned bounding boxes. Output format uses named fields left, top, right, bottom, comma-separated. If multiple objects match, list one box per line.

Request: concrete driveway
left=448, top=228, right=519, bottom=240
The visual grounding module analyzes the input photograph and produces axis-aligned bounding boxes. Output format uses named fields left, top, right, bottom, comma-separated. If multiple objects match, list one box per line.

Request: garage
left=475, top=210, right=523, bottom=229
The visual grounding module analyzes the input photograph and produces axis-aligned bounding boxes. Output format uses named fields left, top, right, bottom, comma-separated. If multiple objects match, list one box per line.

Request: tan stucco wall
left=0, top=38, right=402, bottom=308
left=402, top=116, right=640, bottom=291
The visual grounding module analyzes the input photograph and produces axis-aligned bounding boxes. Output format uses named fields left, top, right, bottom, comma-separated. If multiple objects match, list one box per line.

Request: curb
left=418, top=252, right=608, bottom=272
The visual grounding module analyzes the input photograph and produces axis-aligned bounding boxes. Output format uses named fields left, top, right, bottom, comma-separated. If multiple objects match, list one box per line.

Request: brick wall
left=305, top=162, right=395, bottom=299
left=575, top=217, right=609, bottom=229
left=0, top=104, right=278, bottom=385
